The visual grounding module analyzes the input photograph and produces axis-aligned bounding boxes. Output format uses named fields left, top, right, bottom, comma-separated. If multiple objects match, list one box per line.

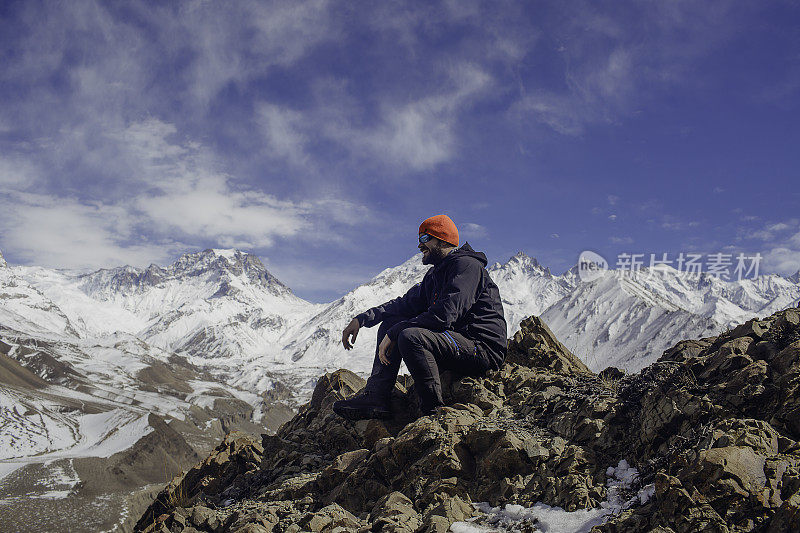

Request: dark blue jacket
left=356, top=242, right=507, bottom=369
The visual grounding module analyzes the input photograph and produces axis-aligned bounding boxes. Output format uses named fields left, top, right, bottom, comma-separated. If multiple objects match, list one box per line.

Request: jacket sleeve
left=385, top=257, right=481, bottom=341
left=355, top=277, right=427, bottom=328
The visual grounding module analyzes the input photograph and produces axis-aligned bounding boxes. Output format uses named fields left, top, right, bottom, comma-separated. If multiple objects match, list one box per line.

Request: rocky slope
left=134, top=307, right=800, bottom=532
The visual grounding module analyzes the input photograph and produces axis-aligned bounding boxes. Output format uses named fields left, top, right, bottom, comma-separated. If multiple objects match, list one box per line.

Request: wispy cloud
left=257, top=64, right=494, bottom=172
left=513, top=2, right=748, bottom=135
left=739, top=219, right=800, bottom=275
left=256, top=104, right=312, bottom=169
left=0, top=191, right=184, bottom=269
left=461, top=222, right=489, bottom=241
left=0, top=118, right=370, bottom=269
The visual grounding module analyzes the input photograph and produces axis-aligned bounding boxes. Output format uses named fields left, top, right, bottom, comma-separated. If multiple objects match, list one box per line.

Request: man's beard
left=422, top=247, right=445, bottom=265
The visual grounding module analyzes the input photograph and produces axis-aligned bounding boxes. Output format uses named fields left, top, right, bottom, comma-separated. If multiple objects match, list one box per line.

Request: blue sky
left=0, top=0, right=799, bottom=302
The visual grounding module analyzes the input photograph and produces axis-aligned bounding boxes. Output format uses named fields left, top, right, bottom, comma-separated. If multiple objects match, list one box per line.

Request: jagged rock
left=641, top=473, right=729, bottom=533
left=136, top=309, right=800, bottom=533
left=730, top=318, right=772, bottom=341
left=298, top=503, right=362, bottom=532
left=421, top=495, right=476, bottom=532
left=318, top=449, right=370, bottom=494
left=506, top=315, right=590, bottom=373
left=690, top=446, right=769, bottom=502
left=369, top=491, right=421, bottom=532
left=136, top=432, right=262, bottom=531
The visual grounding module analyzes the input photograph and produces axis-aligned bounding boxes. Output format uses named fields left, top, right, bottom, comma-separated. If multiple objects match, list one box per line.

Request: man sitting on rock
left=334, top=214, right=507, bottom=419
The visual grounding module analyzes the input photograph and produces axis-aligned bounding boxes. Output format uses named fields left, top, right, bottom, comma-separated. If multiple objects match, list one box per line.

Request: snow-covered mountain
left=6, top=246, right=800, bottom=395
left=17, top=250, right=323, bottom=393
left=488, top=252, right=577, bottom=335
left=540, top=265, right=800, bottom=371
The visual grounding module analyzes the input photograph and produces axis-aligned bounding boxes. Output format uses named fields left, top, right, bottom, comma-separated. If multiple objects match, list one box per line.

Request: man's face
left=419, top=235, right=444, bottom=265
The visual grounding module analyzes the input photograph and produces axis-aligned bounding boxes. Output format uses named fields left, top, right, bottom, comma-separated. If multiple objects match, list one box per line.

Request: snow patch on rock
left=450, top=459, right=652, bottom=533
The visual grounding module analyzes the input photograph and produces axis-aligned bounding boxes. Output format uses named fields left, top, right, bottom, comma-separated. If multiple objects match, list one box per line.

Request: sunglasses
left=419, top=234, right=433, bottom=243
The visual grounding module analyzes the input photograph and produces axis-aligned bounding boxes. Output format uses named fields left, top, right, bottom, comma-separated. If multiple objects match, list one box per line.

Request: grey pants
left=365, top=315, right=491, bottom=413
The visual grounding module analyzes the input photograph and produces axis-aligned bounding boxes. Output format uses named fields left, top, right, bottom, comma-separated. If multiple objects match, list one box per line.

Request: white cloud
left=745, top=220, right=798, bottom=241
left=0, top=119, right=371, bottom=269
left=461, top=222, right=488, bottom=240
left=344, top=64, right=492, bottom=171
left=516, top=92, right=586, bottom=136
left=761, top=247, right=800, bottom=277
left=738, top=220, right=800, bottom=276
left=143, top=0, right=336, bottom=107
left=256, top=104, right=310, bottom=168
left=0, top=192, right=182, bottom=269
left=0, top=157, right=39, bottom=189
left=513, top=2, right=747, bottom=136
left=136, top=173, right=310, bottom=248
left=258, top=63, right=493, bottom=172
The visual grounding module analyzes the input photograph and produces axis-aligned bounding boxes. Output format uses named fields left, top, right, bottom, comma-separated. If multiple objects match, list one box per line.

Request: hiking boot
left=333, top=389, right=391, bottom=420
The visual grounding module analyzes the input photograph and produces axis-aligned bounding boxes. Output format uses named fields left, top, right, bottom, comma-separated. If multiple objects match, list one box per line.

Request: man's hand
left=342, top=318, right=360, bottom=350
left=378, top=334, right=395, bottom=365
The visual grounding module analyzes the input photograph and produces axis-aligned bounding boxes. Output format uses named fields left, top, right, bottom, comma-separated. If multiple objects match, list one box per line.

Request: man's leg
left=363, top=314, right=408, bottom=399
left=332, top=315, right=407, bottom=420
left=396, top=327, right=490, bottom=414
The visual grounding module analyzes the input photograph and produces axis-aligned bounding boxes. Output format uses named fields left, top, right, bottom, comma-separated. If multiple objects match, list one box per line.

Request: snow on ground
left=68, top=410, right=153, bottom=459
left=0, top=387, right=81, bottom=460
left=450, top=460, right=655, bottom=533
left=34, top=459, right=81, bottom=499
left=0, top=386, right=154, bottom=480
left=0, top=458, right=81, bottom=505
left=0, top=462, right=23, bottom=481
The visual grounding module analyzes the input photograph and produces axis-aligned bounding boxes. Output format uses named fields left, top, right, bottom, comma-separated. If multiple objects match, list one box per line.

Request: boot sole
left=333, top=405, right=392, bottom=420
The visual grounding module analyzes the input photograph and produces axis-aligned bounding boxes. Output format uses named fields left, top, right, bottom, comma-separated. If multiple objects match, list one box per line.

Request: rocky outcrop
left=136, top=307, right=800, bottom=532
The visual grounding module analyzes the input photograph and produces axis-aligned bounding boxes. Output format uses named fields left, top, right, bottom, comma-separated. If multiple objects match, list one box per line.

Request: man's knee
left=396, top=327, right=427, bottom=352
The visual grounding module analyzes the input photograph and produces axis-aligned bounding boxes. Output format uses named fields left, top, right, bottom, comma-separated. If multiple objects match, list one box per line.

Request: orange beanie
left=419, top=214, right=459, bottom=247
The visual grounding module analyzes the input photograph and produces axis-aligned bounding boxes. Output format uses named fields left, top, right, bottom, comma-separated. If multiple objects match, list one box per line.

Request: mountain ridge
left=4, top=246, right=800, bottom=390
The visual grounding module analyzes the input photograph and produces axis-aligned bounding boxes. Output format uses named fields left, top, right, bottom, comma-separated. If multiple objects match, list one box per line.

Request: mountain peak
left=172, top=249, right=292, bottom=295
left=77, top=248, right=293, bottom=300
left=790, top=270, right=800, bottom=284
left=502, top=251, right=551, bottom=277
left=0, top=249, right=6, bottom=268
left=210, top=248, right=239, bottom=261
left=510, top=250, right=537, bottom=263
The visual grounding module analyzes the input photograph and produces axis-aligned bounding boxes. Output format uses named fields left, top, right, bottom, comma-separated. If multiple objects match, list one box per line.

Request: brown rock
left=369, top=491, right=421, bottom=532
left=730, top=319, right=771, bottom=341
left=506, top=316, right=591, bottom=374
left=318, top=449, right=370, bottom=493
left=654, top=473, right=730, bottom=533
left=298, top=503, right=362, bottom=532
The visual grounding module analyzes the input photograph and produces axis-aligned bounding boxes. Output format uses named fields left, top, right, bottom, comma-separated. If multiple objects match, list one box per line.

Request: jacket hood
left=442, top=242, right=487, bottom=267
